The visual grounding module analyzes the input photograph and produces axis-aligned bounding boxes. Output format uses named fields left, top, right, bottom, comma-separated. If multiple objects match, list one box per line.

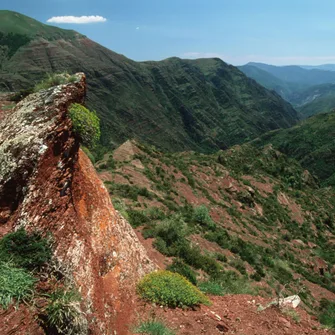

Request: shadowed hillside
left=253, top=111, right=335, bottom=186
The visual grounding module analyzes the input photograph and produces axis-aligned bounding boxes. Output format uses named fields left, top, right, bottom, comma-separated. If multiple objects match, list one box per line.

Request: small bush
left=198, top=281, right=225, bottom=296
left=215, top=253, right=227, bottom=262
left=135, top=319, right=175, bottom=335
left=319, top=298, right=335, bottom=329
left=137, top=270, right=210, bottom=308
left=0, top=262, right=35, bottom=309
left=0, top=228, right=52, bottom=271
left=211, top=271, right=255, bottom=295
left=145, top=207, right=166, bottom=220
left=69, top=103, right=100, bottom=149
left=154, top=216, right=188, bottom=252
left=127, top=209, right=149, bottom=228
left=193, top=205, right=216, bottom=230
left=46, top=288, right=87, bottom=335
left=34, top=73, right=76, bottom=92
left=167, top=259, right=197, bottom=285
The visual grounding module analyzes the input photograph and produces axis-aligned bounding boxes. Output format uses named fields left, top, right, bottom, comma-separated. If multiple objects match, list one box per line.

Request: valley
left=0, top=8, right=334, bottom=335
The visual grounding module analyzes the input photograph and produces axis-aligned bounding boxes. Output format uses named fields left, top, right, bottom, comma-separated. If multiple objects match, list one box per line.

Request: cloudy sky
left=4, top=0, right=335, bottom=65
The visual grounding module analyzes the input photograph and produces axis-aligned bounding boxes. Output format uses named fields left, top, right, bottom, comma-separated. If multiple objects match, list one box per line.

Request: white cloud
left=47, top=15, right=107, bottom=24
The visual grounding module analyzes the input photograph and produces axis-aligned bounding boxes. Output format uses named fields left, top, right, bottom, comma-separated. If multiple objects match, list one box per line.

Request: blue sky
left=4, top=0, right=335, bottom=65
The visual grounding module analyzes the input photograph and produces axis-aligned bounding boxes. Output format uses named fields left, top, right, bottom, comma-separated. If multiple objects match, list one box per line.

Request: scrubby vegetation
left=167, top=259, right=197, bottom=285
left=137, top=270, right=210, bottom=308
left=0, top=227, right=52, bottom=271
left=135, top=319, right=176, bottom=335
left=69, top=103, right=101, bottom=149
left=45, top=288, right=87, bottom=335
left=34, top=73, right=77, bottom=92
left=99, top=140, right=335, bottom=319
left=319, top=298, right=335, bottom=329
left=0, top=228, right=87, bottom=334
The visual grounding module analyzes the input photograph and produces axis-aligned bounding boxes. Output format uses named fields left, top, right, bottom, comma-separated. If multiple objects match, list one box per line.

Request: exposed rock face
left=0, top=75, right=155, bottom=334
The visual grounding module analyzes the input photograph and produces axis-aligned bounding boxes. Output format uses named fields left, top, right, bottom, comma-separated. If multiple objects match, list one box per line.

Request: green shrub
left=0, top=262, right=35, bottom=309
left=46, top=288, right=87, bottom=335
left=178, top=244, right=221, bottom=277
left=215, top=253, right=227, bottom=262
left=167, top=259, right=197, bottom=285
left=0, top=228, right=52, bottom=271
left=211, top=271, right=255, bottom=295
left=198, top=281, right=225, bottom=296
left=127, top=209, right=149, bottom=228
left=319, top=298, right=335, bottom=329
left=230, top=258, right=247, bottom=275
left=154, top=216, right=188, bottom=251
left=69, top=103, right=100, bottom=148
left=34, top=73, right=76, bottom=92
left=145, top=207, right=166, bottom=220
left=137, top=270, right=210, bottom=308
left=193, top=205, right=216, bottom=230
left=135, top=319, right=175, bottom=335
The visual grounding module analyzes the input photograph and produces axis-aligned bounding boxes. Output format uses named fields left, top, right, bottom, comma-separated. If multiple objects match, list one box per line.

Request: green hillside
left=253, top=111, right=335, bottom=186
left=0, top=10, right=82, bottom=39
left=292, top=83, right=335, bottom=118
left=0, top=11, right=298, bottom=153
left=96, top=139, right=335, bottom=311
left=238, top=64, right=300, bottom=101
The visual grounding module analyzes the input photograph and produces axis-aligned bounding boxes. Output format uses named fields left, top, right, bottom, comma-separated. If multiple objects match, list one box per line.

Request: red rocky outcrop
left=0, top=74, right=155, bottom=334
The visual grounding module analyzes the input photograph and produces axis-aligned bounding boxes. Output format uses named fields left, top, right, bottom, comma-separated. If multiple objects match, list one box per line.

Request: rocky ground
left=133, top=295, right=332, bottom=335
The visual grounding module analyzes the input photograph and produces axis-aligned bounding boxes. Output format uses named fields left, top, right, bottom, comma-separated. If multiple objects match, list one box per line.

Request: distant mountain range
left=0, top=10, right=298, bottom=153
left=300, top=64, right=335, bottom=71
left=239, top=62, right=335, bottom=117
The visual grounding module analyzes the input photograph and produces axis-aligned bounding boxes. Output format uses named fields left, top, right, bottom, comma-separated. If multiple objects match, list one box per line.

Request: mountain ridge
left=0, top=10, right=299, bottom=153
left=239, top=62, right=335, bottom=116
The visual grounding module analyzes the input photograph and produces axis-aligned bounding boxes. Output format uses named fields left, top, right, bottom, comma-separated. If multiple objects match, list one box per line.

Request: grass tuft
left=46, top=288, right=87, bottom=335
left=0, top=261, right=35, bottom=309
left=135, top=319, right=175, bottom=335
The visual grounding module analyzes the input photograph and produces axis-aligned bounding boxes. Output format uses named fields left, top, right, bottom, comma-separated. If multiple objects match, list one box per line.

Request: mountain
left=0, top=10, right=299, bottom=153
left=291, top=83, right=335, bottom=118
left=301, top=64, right=335, bottom=71
left=238, top=64, right=300, bottom=101
left=246, top=62, right=335, bottom=86
left=253, top=111, right=335, bottom=186
left=240, top=62, right=335, bottom=117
